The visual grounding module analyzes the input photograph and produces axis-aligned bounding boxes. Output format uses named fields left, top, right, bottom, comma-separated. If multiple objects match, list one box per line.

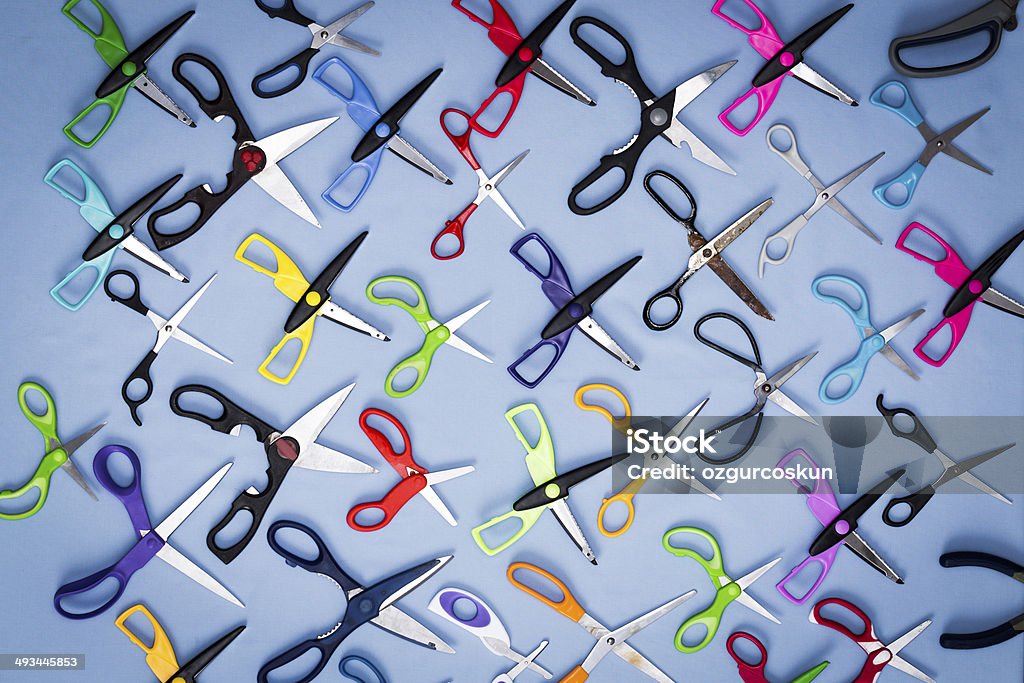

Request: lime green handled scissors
left=662, top=526, right=782, bottom=653
left=367, top=276, right=491, bottom=398
left=1, top=383, right=106, bottom=520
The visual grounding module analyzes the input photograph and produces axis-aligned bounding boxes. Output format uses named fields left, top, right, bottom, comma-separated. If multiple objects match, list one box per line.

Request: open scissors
left=62, top=0, right=194, bottom=147
left=811, top=275, right=922, bottom=404
left=759, top=125, right=882, bottom=277
left=53, top=445, right=242, bottom=619
left=252, top=0, right=378, bottom=98
left=643, top=171, right=774, bottom=329
left=1, top=383, right=103, bottom=520
left=938, top=551, right=1024, bottom=650
left=493, top=641, right=549, bottom=683
left=104, top=270, right=230, bottom=425
left=115, top=604, right=244, bottom=682
left=727, top=631, right=828, bottom=683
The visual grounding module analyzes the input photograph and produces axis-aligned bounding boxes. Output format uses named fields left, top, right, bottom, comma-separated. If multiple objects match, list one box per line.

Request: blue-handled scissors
left=870, top=81, right=991, bottom=209
left=812, top=275, right=924, bottom=404
left=312, top=57, right=451, bottom=212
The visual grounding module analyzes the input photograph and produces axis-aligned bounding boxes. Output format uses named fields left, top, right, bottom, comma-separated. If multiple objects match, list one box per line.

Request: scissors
left=258, top=520, right=454, bottom=683
left=252, top=0, right=378, bottom=98
left=104, top=270, right=230, bottom=425
left=313, top=57, right=451, bottom=212
left=431, top=108, right=529, bottom=260
left=811, top=275, right=923, bottom=404
left=870, top=81, right=991, bottom=209
left=339, top=655, right=387, bottom=683
left=507, top=562, right=682, bottom=683
left=895, top=222, right=1024, bottom=366
left=348, top=408, right=474, bottom=531
left=1, top=383, right=103, bottom=520
left=663, top=527, right=781, bottom=653
left=45, top=159, right=187, bottom=311
left=810, top=598, right=933, bottom=683
left=569, top=18, right=735, bottom=215
left=693, top=312, right=817, bottom=464
left=713, top=0, right=857, bottom=136
left=235, top=231, right=389, bottom=385
left=493, top=641, right=549, bottom=683
left=62, top=0, right=194, bottom=147
left=876, top=395, right=1012, bottom=527
left=642, top=171, right=774, bottom=329
left=428, top=587, right=552, bottom=678
left=169, top=383, right=375, bottom=564
left=938, top=551, right=1024, bottom=649
left=115, top=604, right=244, bottom=682
left=53, top=445, right=242, bottom=619
left=727, top=631, right=828, bottom=683
left=759, top=125, right=882, bottom=277
left=147, top=54, right=336, bottom=250
left=368, top=276, right=491, bottom=398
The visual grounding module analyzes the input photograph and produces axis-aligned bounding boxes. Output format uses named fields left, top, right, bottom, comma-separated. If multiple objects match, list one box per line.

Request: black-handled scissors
left=939, top=551, right=1024, bottom=649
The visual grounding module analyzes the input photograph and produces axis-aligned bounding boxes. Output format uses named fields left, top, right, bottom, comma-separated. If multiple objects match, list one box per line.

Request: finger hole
left=730, top=635, right=765, bottom=666
left=885, top=500, right=913, bottom=525
left=764, top=235, right=789, bottom=261
left=70, top=102, right=114, bottom=145
left=389, top=366, right=421, bottom=395
left=574, top=22, right=627, bottom=66
left=272, top=524, right=323, bottom=566
left=644, top=173, right=695, bottom=221
left=54, top=265, right=102, bottom=308
left=510, top=344, right=557, bottom=387
left=768, top=126, right=795, bottom=153
left=178, top=59, right=223, bottom=103
left=780, top=561, right=824, bottom=601
left=572, top=166, right=626, bottom=212
left=104, top=449, right=138, bottom=490
left=239, top=238, right=282, bottom=275
left=351, top=506, right=386, bottom=529
left=451, top=596, right=479, bottom=622
left=362, top=412, right=408, bottom=456
left=817, top=601, right=867, bottom=637
left=67, top=0, right=104, bottom=35
left=59, top=576, right=121, bottom=616
left=646, top=295, right=682, bottom=328
left=822, top=373, right=853, bottom=401
left=0, top=488, right=41, bottom=516
left=50, top=163, right=88, bottom=202
left=876, top=82, right=909, bottom=109
left=473, top=91, right=514, bottom=134
left=266, top=338, right=303, bottom=380
left=149, top=201, right=201, bottom=237
left=920, top=323, right=953, bottom=363
left=21, top=386, right=50, bottom=418
left=265, top=647, right=325, bottom=683
left=716, top=0, right=765, bottom=32
left=432, top=232, right=462, bottom=259
left=256, top=64, right=300, bottom=95
left=212, top=508, right=256, bottom=552
left=121, top=610, right=157, bottom=649
left=441, top=109, right=470, bottom=137
left=125, top=377, right=151, bottom=403
left=514, top=238, right=554, bottom=280
left=679, top=622, right=709, bottom=649
left=477, top=515, right=525, bottom=550
left=315, top=60, right=356, bottom=99
left=325, top=166, right=370, bottom=210
left=882, top=181, right=909, bottom=207
left=895, top=30, right=995, bottom=71
left=509, top=565, right=566, bottom=605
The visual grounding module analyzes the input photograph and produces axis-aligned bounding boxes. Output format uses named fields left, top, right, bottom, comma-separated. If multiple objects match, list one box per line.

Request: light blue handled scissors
left=870, top=81, right=991, bottom=209
left=812, top=275, right=924, bottom=404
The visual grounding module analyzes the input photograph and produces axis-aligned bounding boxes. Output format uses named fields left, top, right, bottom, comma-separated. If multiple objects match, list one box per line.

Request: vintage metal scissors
left=104, top=270, right=230, bottom=425
left=115, top=604, right=244, bottom=682
left=62, top=0, right=194, bottom=147
left=236, top=231, right=389, bottom=385
left=811, top=275, right=923, bottom=404
left=339, top=655, right=387, bottom=683
left=938, top=551, right=1024, bottom=649
left=810, top=597, right=933, bottom=683
left=252, top=0, right=378, bottom=98
left=663, top=527, right=781, bottom=653
left=871, top=81, right=991, bottom=209
left=895, top=222, right=1023, bottom=366
left=727, top=631, right=828, bottom=683
left=53, top=445, right=242, bottom=619
left=431, top=108, right=529, bottom=260
left=169, top=383, right=375, bottom=563
left=713, top=0, right=857, bottom=136
left=759, top=125, right=882, bottom=277
left=1, top=383, right=103, bottom=520
left=45, top=159, right=187, bottom=311
left=147, top=54, right=336, bottom=249
left=313, top=57, right=451, bottom=212
left=507, top=562, right=682, bottom=683
left=643, top=171, right=774, bottom=329
left=258, top=520, right=454, bottom=683
left=368, top=276, right=491, bottom=398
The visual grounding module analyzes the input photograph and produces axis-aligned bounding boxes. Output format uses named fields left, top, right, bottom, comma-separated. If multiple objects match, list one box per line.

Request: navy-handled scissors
left=339, top=655, right=387, bottom=683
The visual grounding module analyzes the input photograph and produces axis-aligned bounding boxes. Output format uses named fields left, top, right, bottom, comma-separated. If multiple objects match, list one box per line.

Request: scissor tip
left=444, top=179, right=454, bottom=185
left=631, top=364, right=640, bottom=371
left=586, top=100, right=597, bottom=107
left=589, top=558, right=598, bottom=565
left=188, top=121, right=197, bottom=128
left=382, top=335, right=391, bottom=342
left=896, top=578, right=905, bottom=584
left=851, top=101, right=860, bottom=107
left=182, top=276, right=191, bottom=283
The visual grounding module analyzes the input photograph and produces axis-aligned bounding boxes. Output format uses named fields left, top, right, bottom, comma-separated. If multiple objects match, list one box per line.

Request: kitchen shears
left=1, top=382, right=103, bottom=520
left=663, top=526, right=781, bottom=653
left=252, top=0, right=379, bottom=98
left=871, top=81, right=991, bottom=209
left=509, top=233, right=640, bottom=388
left=115, top=604, right=244, bottom=682
left=235, top=231, right=389, bottom=385
left=759, top=124, right=882, bottom=277
left=104, top=270, right=231, bottom=425
left=938, top=551, right=1024, bottom=649
left=348, top=408, right=474, bottom=531
left=811, top=275, right=922, bottom=404
left=53, top=445, right=242, bottom=619
left=643, top=170, right=774, bottom=329
left=147, top=54, right=336, bottom=250
left=62, top=0, right=194, bottom=148
left=45, top=159, right=187, bottom=311
left=895, top=222, right=1024, bottom=366
left=713, top=0, right=857, bottom=136
left=313, top=57, right=451, bottom=212
left=258, top=520, right=454, bottom=683
left=368, top=276, right=491, bottom=398
left=727, top=631, right=828, bottom=683
left=169, top=383, right=375, bottom=563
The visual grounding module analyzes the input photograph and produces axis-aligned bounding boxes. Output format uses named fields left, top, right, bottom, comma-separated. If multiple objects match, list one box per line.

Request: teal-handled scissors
left=367, top=276, right=491, bottom=398
left=662, top=526, right=781, bottom=653
left=1, top=383, right=105, bottom=520
left=812, top=275, right=924, bottom=404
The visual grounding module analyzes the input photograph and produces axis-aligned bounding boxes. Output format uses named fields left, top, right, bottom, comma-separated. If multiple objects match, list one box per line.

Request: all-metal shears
left=727, top=631, right=828, bottom=683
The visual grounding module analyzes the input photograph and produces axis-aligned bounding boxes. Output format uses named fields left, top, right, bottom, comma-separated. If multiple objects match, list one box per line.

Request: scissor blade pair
left=844, top=530, right=904, bottom=583
left=293, top=441, right=377, bottom=474
left=886, top=621, right=935, bottom=682
left=932, top=109, right=992, bottom=173
left=132, top=73, right=195, bottom=127
left=935, top=444, right=1014, bottom=496
left=420, top=467, right=474, bottom=525
left=503, top=640, right=550, bottom=680
left=824, top=192, right=882, bottom=244
left=691, top=199, right=774, bottom=273
left=60, top=460, right=98, bottom=500
left=156, top=542, right=244, bottom=607
left=661, top=61, right=737, bottom=174
left=530, top=57, right=595, bottom=106
left=486, top=151, right=530, bottom=229
left=155, top=462, right=233, bottom=539
left=789, top=62, right=857, bottom=106
left=315, top=1, right=378, bottom=53
left=548, top=499, right=596, bottom=564
left=319, top=300, right=390, bottom=341
left=56, top=422, right=106, bottom=500
left=583, top=590, right=697, bottom=674
left=981, top=287, right=1024, bottom=317
left=283, top=383, right=355, bottom=451
left=577, top=614, right=673, bottom=683
left=441, top=301, right=492, bottom=362
left=153, top=275, right=218, bottom=354
left=807, top=153, right=884, bottom=224
left=731, top=558, right=782, bottom=624
left=878, top=344, right=919, bottom=381
left=121, top=235, right=189, bottom=282
left=577, top=316, right=640, bottom=371
left=703, top=254, right=773, bottom=321
left=379, top=555, right=453, bottom=613
left=664, top=398, right=710, bottom=440
left=765, top=353, right=818, bottom=424
left=878, top=309, right=926, bottom=344
left=374, top=601, right=456, bottom=654
left=387, top=134, right=453, bottom=184
left=252, top=117, right=339, bottom=227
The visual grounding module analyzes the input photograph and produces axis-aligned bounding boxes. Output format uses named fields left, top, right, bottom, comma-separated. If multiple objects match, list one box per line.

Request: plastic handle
left=467, top=77, right=525, bottom=138
left=452, top=0, right=524, bottom=54
left=672, top=585, right=738, bottom=652
left=471, top=507, right=543, bottom=555
left=574, top=383, right=631, bottom=433
left=0, top=453, right=60, bottom=520
left=122, top=349, right=159, bottom=425
left=114, top=604, right=180, bottom=681
left=776, top=551, right=836, bottom=605
left=63, top=88, right=127, bottom=149
left=726, top=631, right=769, bottom=682
left=169, top=384, right=278, bottom=443
left=252, top=47, right=318, bottom=98
left=258, top=318, right=315, bottom=385
left=711, top=0, right=784, bottom=59
left=54, top=534, right=163, bottom=619
left=752, top=4, right=854, bottom=87
left=340, top=655, right=387, bottom=683
left=234, top=233, right=311, bottom=302
left=569, top=17, right=653, bottom=102
left=663, top=526, right=724, bottom=573
left=507, top=335, right=569, bottom=389
left=266, top=520, right=360, bottom=591
left=312, top=57, right=382, bottom=131
left=63, top=0, right=128, bottom=66
left=818, top=336, right=884, bottom=404
left=172, top=53, right=254, bottom=142
left=541, top=255, right=641, bottom=340
left=383, top=332, right=447, bottom=398
left=44, top=159, right=115, bottom=229
left=596, top=479, right=643, bottom=538
left=875, top=394, right=938, bottom=453
left=366, top=276, right=433, bottom=325
left=255, top=0, right=314, bottom=25
left=873, top=161, right=926, bottom=209
left=360, top=408, right=415, bottom=466
left=894, top=222, right=972, bottom=288
left=811, top=275, right=872, bottom=330
left=351, top=67, right=441, bottom=160
left=440, top=108, right=480, bottom=169
left=505, top=403, right=556, bottom=474
left=432, top=203, right=478, bottom=260
left=869, top=81, right=925, bottom=127
left=719, top=80, right=784, bottom=137
left=506, top=562, right=586, bottom=622
left=322, top=155, right=381, bottom=212
left=347, top=475, right=426, bottom=531
left=809, top=597, right=876, bottom=643
left=51, top=254, right=113, bottom=311
left=428, top=587, right=505, bottom=640
left=513, top=453, right=628, bottom=510
left=509, top=233, right=575, bottom=307
left=494, top=0, right=575, bottom=87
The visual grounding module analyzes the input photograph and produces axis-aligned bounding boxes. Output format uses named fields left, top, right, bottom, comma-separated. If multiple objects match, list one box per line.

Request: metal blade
left=764, top=351, right=818, bottom=417
left=824, top=195, right=882, bottom=244
left=251, top=161, right=321, bottom=228
left=418, top=483, right=459, bottom=526
left=319, top=300, right=390, bottom=341
left=577, top=316, right=640, bottom=370
left=934, top=444, right=1014, bottom=493
left=156, top=543, right=244, bottom=607
left=577, top=614, right=673, bottom=683
left=530, top=58, right=595, bottom=106
left=255, top=117, right=338, bottom=165
left=170, top=326, right=233, bottom=364
left=488, top=187, right=526, bottom=229
left=282, top=383, right=355, bottom=451
left=664, top=398, right=710, bottom=440
left=54, top=422, right=106, bottom=459
left=766, top=388, right=818, bottom=424
left=932, top=109, right=991, bottom=173
left=440, top=302, right=492, bottom=362
left=670, top=61, right=736, bottom=115
left=981, top=288, right=1024, bottom=316
left=844, top=531, right=904, bottom=583
left=887, top=622, right=935, bottom=682
left=951, top=462, right=1012, bottom=504
left=314, top=1, right=376, bottom=47
left=696, top=199, right=774, bottom=268
left=584, top=590, right=698, bottom=672
left=878, top=344, right=919, bottom=381
left=548, top=499, right=596, bottom=564
left=734, top=557, right=782, bottom=593
left=789, top=62, right=857, bottom=106
left=878, top=309, right=926, bottom=344
left=293, top=441, right=377, bottom=474
left=490, top=149, right=530, bottom=188
left=388, top=135, right=452, bottom=184
left=806, top=153, right=884, bottom=222
left=484, top=638, right=552, bottom=678
left=379, top=555, right=453, bottom=613
left=154, top=274, right=218, bottom=353
left=54, top=422, right=106, bottom=500
left=662, top=120, right=735, bottom=175
left=373, top=604, right=455, bottom=653
left=706, top=256, right=774, bottom=320
left=154, top=462, right=232, bottom=539
left=442, top=300, right=490, bottom=336
left=60, top=460, right=97, bottom=500
left=423, top=466, right=475, bottom=486
left=132, top=74, right=195, bottom=126
left=120, top=236, right=189, bottom=282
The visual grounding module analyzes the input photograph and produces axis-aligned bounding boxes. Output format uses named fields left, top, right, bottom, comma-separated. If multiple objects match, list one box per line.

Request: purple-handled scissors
left=53, top=445, right=242, bottom=619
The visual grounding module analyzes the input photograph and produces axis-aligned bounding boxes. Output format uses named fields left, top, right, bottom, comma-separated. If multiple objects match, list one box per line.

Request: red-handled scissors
left=727, top=631, right=828, bottom=683
left=347, top=408, right=475, bottom=531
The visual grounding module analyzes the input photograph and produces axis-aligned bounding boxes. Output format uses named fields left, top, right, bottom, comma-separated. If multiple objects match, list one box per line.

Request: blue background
left=1, top=0, right=1022, bottom=681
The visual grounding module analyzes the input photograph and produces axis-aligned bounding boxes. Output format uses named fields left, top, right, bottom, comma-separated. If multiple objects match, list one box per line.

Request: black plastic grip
left=252, top=47, right=319, bottom=99
left=882, top=487, right=936, bottom=527
left=266, top=520, right=361, bottom=591
left=284, top=231, right=367, bottom=333
left=513, top=453, right=628, bottom=510
left=944, top=228, right=1024, bottom=319
left=752, top=4, right=853, bottom=87
left=104, top=270, right=149, bottom=316
left=173, top=625, right=245, bottom=679
left=541, top=255, right=641, bottom=338
left=122, top=350, right=159, bottom=427
left=940, top=550, right=1023, bottom=576
left=876, top=394, right=938, bottom=454
left=170, top=384, right=278, bottom=444
left=495, top=0, right=576, bottom=87
left=569, top=16, right=654, bottom=102
left=83, top=174, right=181, bottom=261
left=255, top=0, right=314, bottom=26
left=173, top=53, right=255, bottom=144
left=351, top=68, right=441, bottom=163
left=95, top=11, right=194, bottom=98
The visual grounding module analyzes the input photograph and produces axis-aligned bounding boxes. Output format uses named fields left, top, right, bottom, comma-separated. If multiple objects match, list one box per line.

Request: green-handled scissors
left=367, top=276, right=491, bottom=398
left=662, top=526, right=781, bottom=653
left=1, top=383, right=106, bottom=520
